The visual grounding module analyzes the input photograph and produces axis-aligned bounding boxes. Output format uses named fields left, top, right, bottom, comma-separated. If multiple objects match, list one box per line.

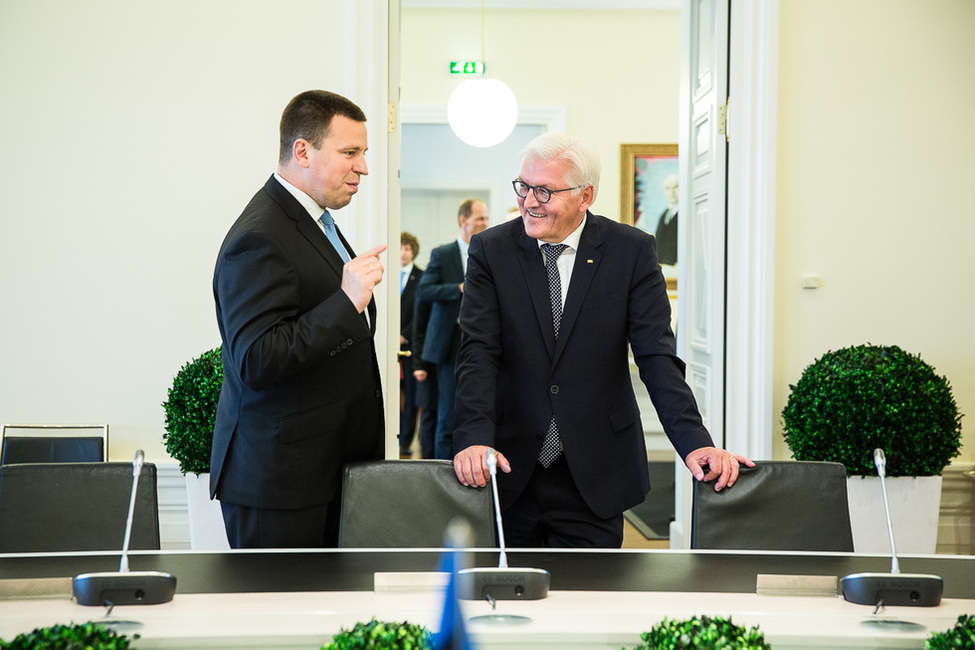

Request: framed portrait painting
left=620, top=144, right=678, bottom=230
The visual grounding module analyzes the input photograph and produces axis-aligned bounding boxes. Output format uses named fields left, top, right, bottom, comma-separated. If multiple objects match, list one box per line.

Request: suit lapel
left=516, top=230, right=557, bottom=357
left=264, top=176, right=347, bottom=277
left=554, top=213, right=602, bottom=364
left=264, top=176, right=374, bottom=331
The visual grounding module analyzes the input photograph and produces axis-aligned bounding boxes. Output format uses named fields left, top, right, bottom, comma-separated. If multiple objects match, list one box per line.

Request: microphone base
left=840, top=572, right=943, bottom=607
left=73, top=571, right=177, bottom=606
left=457, top=567, right=550, bottom=600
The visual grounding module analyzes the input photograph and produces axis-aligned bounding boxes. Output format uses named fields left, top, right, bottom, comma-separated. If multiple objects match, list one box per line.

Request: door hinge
left=718, top=99, right=729, bottom=142
left=387, top=103, right=397, bottom=134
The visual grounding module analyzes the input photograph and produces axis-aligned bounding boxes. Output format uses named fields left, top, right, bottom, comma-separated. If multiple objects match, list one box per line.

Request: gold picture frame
left=619, top=143, right=679, bottom=227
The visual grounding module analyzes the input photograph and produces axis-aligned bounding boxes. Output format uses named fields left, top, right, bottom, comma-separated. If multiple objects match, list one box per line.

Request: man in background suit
left=398, top=231, right=423, bottom=458
left=452, top=132, right=752, bottom=548
left=410, top=288, right=437, bottom=460
left=211, top=90, right=387, bottom=548
left=416, top=199, right=489, bottom=459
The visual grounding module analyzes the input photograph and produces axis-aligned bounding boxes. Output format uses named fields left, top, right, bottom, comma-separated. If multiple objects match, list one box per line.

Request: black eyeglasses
left=512, top=180, right=582, bottom=204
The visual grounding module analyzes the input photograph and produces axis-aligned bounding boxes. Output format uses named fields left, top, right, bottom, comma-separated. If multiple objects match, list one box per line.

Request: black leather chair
left=0, top=423, right=108, bottom=464
left=338, top=460, right=496, bottom=548
left=691, top=460, right=854, bottom=552
left=0, top=462, right=160, bottom=553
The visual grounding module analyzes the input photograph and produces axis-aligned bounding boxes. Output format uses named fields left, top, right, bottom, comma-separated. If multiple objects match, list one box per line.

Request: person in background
left=211, top=89, right=386, bottom=548
left=451, top=132, right=752, bottom=548
left=416, top=199, right=490, bottom=459
left=399, top=231, right=423, bottom=458
left=411, top=279, right=437, bottom=460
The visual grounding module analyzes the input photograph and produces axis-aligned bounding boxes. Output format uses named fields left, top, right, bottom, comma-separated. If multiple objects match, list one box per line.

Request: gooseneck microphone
left=73, top=450, right=177, bottom=607
left=457, top=448, right=550, bottom=600
left=840, top=448, right=943, bottom=607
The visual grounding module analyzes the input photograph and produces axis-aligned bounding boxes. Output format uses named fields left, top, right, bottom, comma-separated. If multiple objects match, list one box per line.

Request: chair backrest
left=338, top=460, right=496, bottom=548
left=691, top=460, right=854, bottom=552
left=0, top=423, right=108, bottom=464
left=0, top=462, right=160, bottom=553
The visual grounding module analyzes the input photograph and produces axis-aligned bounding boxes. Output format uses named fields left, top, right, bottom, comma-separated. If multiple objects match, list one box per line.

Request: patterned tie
left=539, top=243, right=568, bottom=467
left=319, top=210, right=351, bottom=263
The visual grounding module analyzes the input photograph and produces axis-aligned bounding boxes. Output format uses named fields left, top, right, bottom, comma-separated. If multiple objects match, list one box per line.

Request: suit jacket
left=210, top=175, right=384, bottom=510
left=453, top=213, right=712, bottom=519
left=400, top=265, right=423, bottom=350
left=416, top=241, right=465, bottom=365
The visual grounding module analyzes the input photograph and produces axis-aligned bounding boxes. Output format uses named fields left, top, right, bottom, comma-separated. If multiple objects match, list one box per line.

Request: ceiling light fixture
left=447, top=0, right=518, bottom=148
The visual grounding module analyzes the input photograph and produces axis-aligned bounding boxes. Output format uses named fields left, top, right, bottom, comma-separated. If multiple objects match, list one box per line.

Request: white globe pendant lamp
left=447, top=77, right=518, bottom=148
left=446, top=0, right=518, bottom=148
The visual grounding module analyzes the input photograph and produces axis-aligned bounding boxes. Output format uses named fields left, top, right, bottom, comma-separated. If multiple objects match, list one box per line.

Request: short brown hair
left=400, top=231, right=419, bottom=258
left=457, top=198, right=483, bottom=223
left=279, top=90, right=367, bottom=165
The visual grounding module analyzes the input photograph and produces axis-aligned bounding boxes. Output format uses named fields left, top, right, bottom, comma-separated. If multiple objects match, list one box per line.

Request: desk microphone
left=73, top=450, right=177, bottom=607
left=457, top=448, right=550, bottom=600
left=840, top=448, right=943, bottom=607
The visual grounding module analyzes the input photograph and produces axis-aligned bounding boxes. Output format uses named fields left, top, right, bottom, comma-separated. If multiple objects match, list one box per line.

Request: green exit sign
left=449, top=60, right=486, bottom=76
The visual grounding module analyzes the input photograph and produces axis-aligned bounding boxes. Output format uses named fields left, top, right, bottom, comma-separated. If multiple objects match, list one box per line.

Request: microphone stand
left=840, top=448, right=943, bottom=608
left=457, top=449, right=550, bottom=601
left=73, top=450, right=177, bottom=608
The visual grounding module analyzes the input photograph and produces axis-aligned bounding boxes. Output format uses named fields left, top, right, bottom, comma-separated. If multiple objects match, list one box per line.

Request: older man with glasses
left=450, top=131, right=752, bottom=548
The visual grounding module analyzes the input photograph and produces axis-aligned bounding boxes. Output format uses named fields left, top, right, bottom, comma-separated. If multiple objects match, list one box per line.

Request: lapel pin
left=587, top=259, right=593, bottom=264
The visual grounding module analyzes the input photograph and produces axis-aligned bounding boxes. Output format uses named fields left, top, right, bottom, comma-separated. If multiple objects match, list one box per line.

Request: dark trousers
left=399, top=356, right=419, bottom=454
left=221, top=499, right=342, bottom=548
left=434, top=358, right=456, bottom=460
left=501, top=455, right=624, bottom=549
left=417, top=370, right=438, bottom=459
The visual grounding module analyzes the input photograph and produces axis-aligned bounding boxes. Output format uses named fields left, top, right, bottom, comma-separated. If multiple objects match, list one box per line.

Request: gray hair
left=519, top=132, right=601, bottom=202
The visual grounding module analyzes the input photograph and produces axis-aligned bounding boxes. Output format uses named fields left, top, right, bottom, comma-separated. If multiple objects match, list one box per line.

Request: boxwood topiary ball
left=782, top=344, right=962, bottom=476
left=162, top=347, right=223, bottom=475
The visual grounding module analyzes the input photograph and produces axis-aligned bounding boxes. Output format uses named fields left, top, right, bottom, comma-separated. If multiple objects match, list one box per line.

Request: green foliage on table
left=926, top=613, right=975, bottom=649
left=0, top=622, right=137, bottom=649
left=627, top=614, right=771, bottom=649
left=322, top=619, right=433, bottom=650
left=162, top=346, right=224, bottom=475
left=781, top=344, right=963, bottom=476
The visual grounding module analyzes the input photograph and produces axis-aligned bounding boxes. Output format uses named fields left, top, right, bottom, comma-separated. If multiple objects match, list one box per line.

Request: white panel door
left=671, top=0, right=729, bottom=549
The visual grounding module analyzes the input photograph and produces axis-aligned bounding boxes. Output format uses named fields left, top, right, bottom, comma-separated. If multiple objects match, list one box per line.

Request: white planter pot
left=185, top=473, right=230, bottom=550
left=847, top=475, right=942, bottom=555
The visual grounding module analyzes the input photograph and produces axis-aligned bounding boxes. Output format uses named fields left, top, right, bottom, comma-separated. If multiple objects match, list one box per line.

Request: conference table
left=1, top=548, right=973, bottom=648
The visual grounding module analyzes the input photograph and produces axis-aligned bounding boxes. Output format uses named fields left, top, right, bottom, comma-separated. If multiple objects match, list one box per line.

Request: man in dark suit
left=398, top=231, right=423, bottom=458
left=416, top=199, right=489, bottom=459
left=452, top=132, right=752, bottom=548
left=211, top=90, right=387, bottom=548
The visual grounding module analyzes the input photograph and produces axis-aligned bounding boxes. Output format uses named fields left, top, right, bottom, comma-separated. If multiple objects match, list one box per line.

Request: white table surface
left=1, top=587, right=972, bottom=649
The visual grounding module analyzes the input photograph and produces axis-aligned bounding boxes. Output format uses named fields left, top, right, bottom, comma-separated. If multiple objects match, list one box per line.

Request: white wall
left=0, top=1, right=390, bottom=463
left=773, top=0, right=975, bottom=464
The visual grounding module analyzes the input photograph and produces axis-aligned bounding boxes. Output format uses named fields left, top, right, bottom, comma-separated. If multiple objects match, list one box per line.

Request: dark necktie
left=319, top=210, right=351, bottom=263
left=539, top=243, right=568, bottom=467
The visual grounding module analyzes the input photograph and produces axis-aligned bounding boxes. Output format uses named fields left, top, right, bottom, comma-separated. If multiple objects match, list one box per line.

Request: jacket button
left=375, top=389, right=381, bottom=398
left=550, top=385, right=559, bottom=394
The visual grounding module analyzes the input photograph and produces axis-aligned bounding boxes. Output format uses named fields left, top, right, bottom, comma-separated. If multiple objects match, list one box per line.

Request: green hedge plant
left=628, top=615, right=771, bottom=649
left=781, top=344, right=963, bottom=476
left=0, top=622, right=137, bottom=649
left=162, top=347, right=224, bottom=475
left=927, top=613, right=975, bottom=649
left=322, top=619, right=432, bottom=650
